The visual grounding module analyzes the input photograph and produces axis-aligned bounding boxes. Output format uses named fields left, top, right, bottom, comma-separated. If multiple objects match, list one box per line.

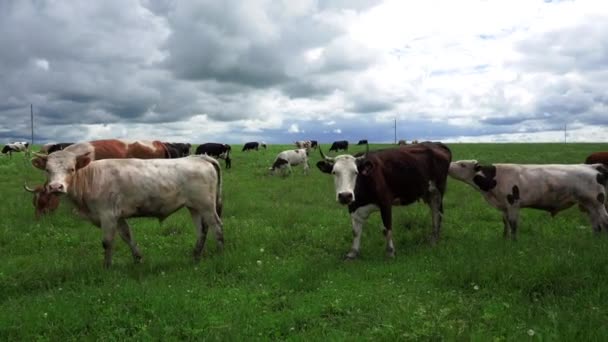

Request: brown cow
left=316, top=141, right=452, bottom=259
left=586, top=152, right=608, bottom=165
left=26, top=139, right=169, bottom=218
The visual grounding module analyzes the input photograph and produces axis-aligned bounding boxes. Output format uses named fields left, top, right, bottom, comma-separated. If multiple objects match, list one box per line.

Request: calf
left=316, top=142, right=452, bottom=259
left=32, top=151, right=223, bottom=268
left=586, top=152, right=608, bottom=166
left=24, top=182, right=61, bottom=219
left=2, top=141, right=29, bottom=158
left=242, top=141, right=260, bottom=151
left=196, top=143, right=232, bottom=169
left=449, top=160, right=608, bottom=239
left=329, top=140, right=349, bottom=152
left=357, top=139, right=368, bottom=145
left=269, top=148, right=310, bottom=176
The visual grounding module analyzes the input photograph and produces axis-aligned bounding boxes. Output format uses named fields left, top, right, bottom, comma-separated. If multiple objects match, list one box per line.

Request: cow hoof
left=344, top=250, right=359, bottom=260
left=386, top=250, right=395, bottom=259
left=133, top=255, right=143, bottom=264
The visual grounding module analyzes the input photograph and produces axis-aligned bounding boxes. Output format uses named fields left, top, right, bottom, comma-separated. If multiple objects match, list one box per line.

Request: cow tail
left=209, top=156, right=223, bottom=218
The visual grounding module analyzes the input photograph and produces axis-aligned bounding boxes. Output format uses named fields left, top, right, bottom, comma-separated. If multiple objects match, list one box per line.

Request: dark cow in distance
left=585, top=152, right=608, bottom=166
left=42, top=142, right=74, bottom=154
left=163, top=142, right=191, bottom=158
left=196, top=143, right=232, bottom=169
left=26, top=139, right=170, bottom=218
left=310, top=140, right=318, bottom=150
left=329, top=140, right=349, bottom=152
left=316, top=142, right=452, bottom=259
left=242, top=142, right=261, bottom=151
left=357, top=139, right=368, bottom=145
left=397, top=140, right=407, bottom=145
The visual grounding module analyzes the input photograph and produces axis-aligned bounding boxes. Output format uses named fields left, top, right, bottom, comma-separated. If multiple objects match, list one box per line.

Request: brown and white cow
left=586, top=152, right=608, bottom=166
left=449, top=160, right=608, bottom=239
left=316, top=142, right=452, bottom=259
left=26, top=139, right=169, bottom=218
left=31, top=151, right=223, bottom=268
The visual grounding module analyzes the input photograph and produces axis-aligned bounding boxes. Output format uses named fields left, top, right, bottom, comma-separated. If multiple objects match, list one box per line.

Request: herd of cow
left=2, top=138, right=608, bottom=268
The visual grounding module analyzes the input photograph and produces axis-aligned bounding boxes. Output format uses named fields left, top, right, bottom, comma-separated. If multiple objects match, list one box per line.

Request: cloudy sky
left=1, top=0, right=607, bottom=144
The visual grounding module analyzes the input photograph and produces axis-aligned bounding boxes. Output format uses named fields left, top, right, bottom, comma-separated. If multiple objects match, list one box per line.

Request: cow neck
left=68, top=164, right=97, bottom=207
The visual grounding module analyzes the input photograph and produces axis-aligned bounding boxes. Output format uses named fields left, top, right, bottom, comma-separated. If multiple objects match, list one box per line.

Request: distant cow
left=310, top=140, right=318, bottom=150
left=242, top=142, right=260, bottom=151
left=295, top=140, right=312, bottom=149
left=2, top=141, right=29, bottom=158
left=196, top=143, right=232, bottom=169
left=40, top=142, right=74, bottom=154
left=449, top=160, right=608, bottom=239
left=31, top=151, right=223, bottom=268
left=316, top=142, right=452, bottom=259
left=163, top=142, right=191, bottom=158
left=329, top=140, right=349, bottom=152
left=357, top=139, right=368, bottom=145
left=412, top=140, right=419, bottom=144
left=585, top=152, right=608, bottom=166
left=269, top=148, right=310, bottom=176
left=397, top=140, right=407, bottom=145
left=26, top=139, right=169, bottom=218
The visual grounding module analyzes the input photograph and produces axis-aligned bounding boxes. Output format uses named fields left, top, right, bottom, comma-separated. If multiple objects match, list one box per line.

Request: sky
left=0, top=0, right=607, bottom=144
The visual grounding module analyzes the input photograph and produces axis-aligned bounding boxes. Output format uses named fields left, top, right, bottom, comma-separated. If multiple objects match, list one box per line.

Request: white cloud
left=33, top=58, right=49, bottom=71
left=333, top=128, right=342, bottom=134
left=288, top=123, right=300, bottom=133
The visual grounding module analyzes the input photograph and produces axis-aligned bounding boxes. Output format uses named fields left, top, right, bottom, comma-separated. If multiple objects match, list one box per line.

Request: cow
left=397, top=140, right=407, bottom=145
left=242, top=142, right=260, bottom=151
left=316, top=142, right=452, bottom=259
left=357, top=139, right=368, bottom=145
left=261, top=142, right=268, bottom=150
left=585, top=152, right=608, bottom=166
left=163, top=142, right=191, bottom=158
left=40, top=142, right=74, bottom=154
left=269, top=148, right=310, bottom=176
left=448, top=160, right=608, bottom=239
left=196, top=143, right=232, bottom=169
left=310, top=140, right=318, bottom=150
left=31, top=151, right=223, bottom=268
left=329, top=140, right=349, bottom=152
left=2, top=141, right=29, bottom=158
left=295, top=140, right=312, bottom=150
left=25, top=139, right=169, bottom=218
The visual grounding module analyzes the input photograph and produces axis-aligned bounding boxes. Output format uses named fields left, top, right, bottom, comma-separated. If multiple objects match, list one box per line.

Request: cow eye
left=69, top=168, right=75, bottom=173
left=331, top=170, right=336, bottom=175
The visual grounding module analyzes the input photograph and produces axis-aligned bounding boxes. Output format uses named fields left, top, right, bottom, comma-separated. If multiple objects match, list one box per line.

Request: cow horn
left=23, top=182, right=36, bottom=193
left=32, top=152, right=48, bottom=158
left=319, top=145, right=334, bottom=162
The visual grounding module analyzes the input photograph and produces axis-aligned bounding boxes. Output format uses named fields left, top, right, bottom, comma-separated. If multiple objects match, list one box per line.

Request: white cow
left=32, top=151, right=224, bottom=268
left=2, top=141, right=29, bottom=158
left=295, top=140, right=312, bottom=149
left=449, top=160, right=608, bottom=239
left=269, top=148, right=310, bottom=176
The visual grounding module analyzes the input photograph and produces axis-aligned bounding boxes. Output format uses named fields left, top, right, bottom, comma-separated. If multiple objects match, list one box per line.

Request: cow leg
left=203, top=208, right=224, bottom=253
left=501, top=214, right=510, bottom=239
left=584, top=202, right=608, bottom=235
left=426, top=182, right=443, bottom=244
left=100, top=218, right=118, bottom=268
left=189, top=208, right=208, bottom=261
left=347, top=205, right=377, bottom=259
left=380, top=206, right=395, bottom=258
left=117, top=218, right=143, bottom=263
left=506, top=208, right=519, bottom=240
left=303, top=161, right=309, bottom=175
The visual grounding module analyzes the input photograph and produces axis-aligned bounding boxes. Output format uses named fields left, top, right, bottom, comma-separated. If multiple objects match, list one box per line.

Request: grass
left=1, top=142, right=608, bottom=340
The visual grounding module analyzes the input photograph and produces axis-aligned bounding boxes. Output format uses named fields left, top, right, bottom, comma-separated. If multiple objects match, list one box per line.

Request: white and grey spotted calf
left=269, top=148, right=310, bottom=176
left=449, top=160, right=608, bottom=239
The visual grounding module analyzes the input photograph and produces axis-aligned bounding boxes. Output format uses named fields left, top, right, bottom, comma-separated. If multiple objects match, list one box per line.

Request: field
left=1, top=143, right=608, bottom=340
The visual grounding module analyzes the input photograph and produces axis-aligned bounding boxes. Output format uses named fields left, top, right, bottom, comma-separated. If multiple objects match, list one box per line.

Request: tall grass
left=0, top=143, right=607, bottom=340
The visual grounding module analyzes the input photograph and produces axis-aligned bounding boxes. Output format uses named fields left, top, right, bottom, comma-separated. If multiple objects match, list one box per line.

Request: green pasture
left=1, top=143, right=607, bottom=340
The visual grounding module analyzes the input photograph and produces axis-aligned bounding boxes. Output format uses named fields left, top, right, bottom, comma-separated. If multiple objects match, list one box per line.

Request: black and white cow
left=316, top=142, right=452, bottom=259
left=310, top=140, right=318, bottom=150
left=329, top=140, right=349, bottom=152
left=269, top=148, right=310, bottom=176
left=43, top=142, right=74, bottom=154
left=195, top=143, right=232, bottom=169
left=295, top=140, right=312, bottom=149
left=449, top=160, right=608, bottom=239
left=2, top=141, right=29, bottom=158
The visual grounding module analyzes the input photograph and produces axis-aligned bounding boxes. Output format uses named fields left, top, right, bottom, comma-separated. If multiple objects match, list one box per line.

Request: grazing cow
left=163, top=142, right=191, bottom=158
left=2, top=141, right=29, bottom=158
left=357, top=139, right=368, bottom=145
left=585, top=152, right=608, bottom=166
left=196, top=143, right=232, bottom=169
left=40, top=142, right=74, bottom=154
left=295, top=140, right=312, bottom=150
left=316, top=142, right=452, bottom=259
left=242, top=142, right=260, bottom=151
left=31, top=151, right=223, bottom=268
left=26, top=139, right=169, bottom=218
left=261, top=142, right=268, bottom=149
left=397, top=140, right=407, bottom=145
left=448, top=160, right=608, bottom=239
left=310, top=140, right=318, bottom=150
left=269, top=148, right=310, bottom=176
left=329, top=140, right=349, bottom=152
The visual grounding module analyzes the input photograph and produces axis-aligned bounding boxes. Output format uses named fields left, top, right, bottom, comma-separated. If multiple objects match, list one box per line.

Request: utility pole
left=564, top=123, right=567, bottom=144
left=30, top=104, right=34, bottom=151
left=394, top=117, right=397, bottom=144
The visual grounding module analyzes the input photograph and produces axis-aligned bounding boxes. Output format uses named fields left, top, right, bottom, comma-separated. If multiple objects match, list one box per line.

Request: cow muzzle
left=338, top=192, right=354, bottom=205
left=47, top=182, right=66, bottom=194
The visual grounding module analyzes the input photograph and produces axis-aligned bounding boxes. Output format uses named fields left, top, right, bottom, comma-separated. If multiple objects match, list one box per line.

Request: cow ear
left=76, top=152, right=92, bottom=170
left=316, top=161, right=333, bottom=174
left=359, top=160, right=374, bottom=175
left=32, top=156, right=47, bottom=170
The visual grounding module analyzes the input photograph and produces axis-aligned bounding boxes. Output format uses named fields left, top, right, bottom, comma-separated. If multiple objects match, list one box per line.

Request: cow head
left=448, top=160, right=480, bottom=182
left=24, top=182, right=61, bottom=218
left=316, top=145, right=368, bottom=205
left=31, top=151, right=92, bottom=194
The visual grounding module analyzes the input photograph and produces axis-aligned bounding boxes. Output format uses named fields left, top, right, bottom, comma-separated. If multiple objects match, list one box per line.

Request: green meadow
left=1, top=143, right=607, bottom=340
